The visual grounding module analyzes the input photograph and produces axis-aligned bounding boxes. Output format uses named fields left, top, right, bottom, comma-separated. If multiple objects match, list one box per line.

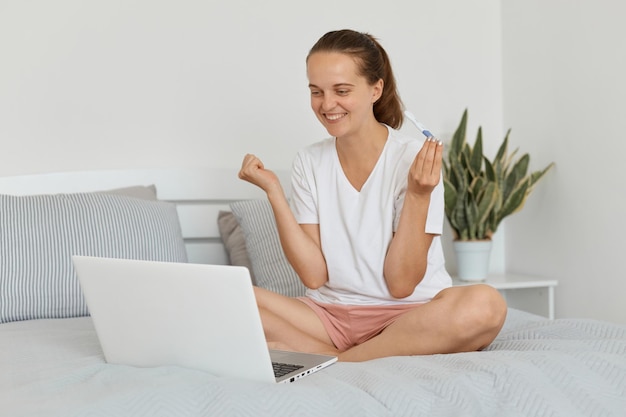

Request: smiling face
left=307, top=52, right=383, bottom=140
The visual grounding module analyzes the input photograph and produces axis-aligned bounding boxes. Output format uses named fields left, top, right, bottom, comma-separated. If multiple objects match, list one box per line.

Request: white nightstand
left=452, top=273, right=558, bottom=319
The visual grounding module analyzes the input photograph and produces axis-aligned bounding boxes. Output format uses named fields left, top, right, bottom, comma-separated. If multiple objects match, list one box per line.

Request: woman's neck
left=335, top=121, right=388, bottom=160
left=335, top=122, right=389, bottom=191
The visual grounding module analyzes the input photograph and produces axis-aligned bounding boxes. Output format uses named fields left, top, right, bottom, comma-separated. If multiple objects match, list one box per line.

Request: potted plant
left=443, top=109, right=554, bottom=281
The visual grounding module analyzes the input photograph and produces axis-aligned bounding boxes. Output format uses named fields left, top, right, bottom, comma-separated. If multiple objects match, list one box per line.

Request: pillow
left=217, top=211, right=256, bottom=285
left=230, top=200, right=306, bottom=297
left=0, top=190, right=187, bottom=324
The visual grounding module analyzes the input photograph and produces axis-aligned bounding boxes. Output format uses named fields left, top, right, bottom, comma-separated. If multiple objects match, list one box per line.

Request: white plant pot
left=453, top=240, right=492, bottom=282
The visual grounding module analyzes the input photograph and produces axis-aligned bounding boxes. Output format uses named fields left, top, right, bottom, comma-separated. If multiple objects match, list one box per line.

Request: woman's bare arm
left=383, top=139, right=443, bottom=298
left=238, top=154, right=328, bottom=289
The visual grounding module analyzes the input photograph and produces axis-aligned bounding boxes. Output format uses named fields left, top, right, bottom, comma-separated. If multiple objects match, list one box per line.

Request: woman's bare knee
left=473, top=285, right=507, bottom=327
left=434, top=284, right=507, bottom=349
left=459, top=284, right=507, bottom=347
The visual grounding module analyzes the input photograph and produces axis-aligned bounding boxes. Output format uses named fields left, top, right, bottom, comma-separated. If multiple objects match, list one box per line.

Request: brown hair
left=307, top=29, right=404, bottom=129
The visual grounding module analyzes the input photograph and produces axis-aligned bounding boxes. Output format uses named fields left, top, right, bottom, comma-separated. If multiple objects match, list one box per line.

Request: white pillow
left=0, top=191, right=187, bottom=323
left=230, top=200, right=306, bottom=297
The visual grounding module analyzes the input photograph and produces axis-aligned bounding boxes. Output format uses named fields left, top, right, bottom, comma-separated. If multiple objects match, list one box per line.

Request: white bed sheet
left=1, top=309, right=625, bottom=417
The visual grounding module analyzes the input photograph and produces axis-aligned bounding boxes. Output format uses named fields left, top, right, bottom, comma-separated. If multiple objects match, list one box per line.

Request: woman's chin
left=322, top=123, right=347, bottom=138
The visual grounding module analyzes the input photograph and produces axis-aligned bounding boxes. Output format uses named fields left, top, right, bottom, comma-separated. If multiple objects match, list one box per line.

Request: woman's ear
left=372, top=78, right=384, bottom=103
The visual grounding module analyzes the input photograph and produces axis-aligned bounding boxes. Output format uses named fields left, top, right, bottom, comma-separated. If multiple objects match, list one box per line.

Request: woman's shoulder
left=386, top=126, right=423, bottom=158
left=292, top=137, right=335, bottom=171
left=387, top=126, right=423, bottom=146
left=296, top=137, right=335, bottom=160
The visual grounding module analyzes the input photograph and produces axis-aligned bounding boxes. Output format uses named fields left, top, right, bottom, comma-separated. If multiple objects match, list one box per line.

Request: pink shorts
left=298, top=297, right=425, bottom=352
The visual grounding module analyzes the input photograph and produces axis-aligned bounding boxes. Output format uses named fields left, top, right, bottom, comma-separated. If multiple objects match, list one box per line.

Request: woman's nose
left=321, top=95, right=336, bottom=111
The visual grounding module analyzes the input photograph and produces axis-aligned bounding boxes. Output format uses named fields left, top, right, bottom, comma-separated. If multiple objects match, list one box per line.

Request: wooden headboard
left=0, top=168, right=291, bottom=265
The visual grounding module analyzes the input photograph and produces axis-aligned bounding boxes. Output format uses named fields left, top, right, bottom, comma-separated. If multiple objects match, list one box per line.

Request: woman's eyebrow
left=308, top=83, right=355, bottom=88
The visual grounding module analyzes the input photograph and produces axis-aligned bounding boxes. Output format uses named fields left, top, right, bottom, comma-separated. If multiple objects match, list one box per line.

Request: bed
left=1, top=168, right=625, bottom=417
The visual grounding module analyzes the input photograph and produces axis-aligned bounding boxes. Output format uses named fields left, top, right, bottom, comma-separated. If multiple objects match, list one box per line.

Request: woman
left=239, top=29, right=507, bottom=362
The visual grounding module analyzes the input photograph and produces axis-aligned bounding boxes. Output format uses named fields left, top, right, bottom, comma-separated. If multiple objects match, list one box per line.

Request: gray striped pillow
left=230, top=200, right=306, bottom=297
left=0, top=192, right=187, bottom=323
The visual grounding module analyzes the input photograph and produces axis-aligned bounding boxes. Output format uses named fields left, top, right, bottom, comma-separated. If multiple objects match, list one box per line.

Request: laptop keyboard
left=272, top=362, right=304, bottom=378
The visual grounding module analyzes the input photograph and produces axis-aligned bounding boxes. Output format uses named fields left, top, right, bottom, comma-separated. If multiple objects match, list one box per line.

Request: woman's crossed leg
left=254, top=284, right=507, bottom=362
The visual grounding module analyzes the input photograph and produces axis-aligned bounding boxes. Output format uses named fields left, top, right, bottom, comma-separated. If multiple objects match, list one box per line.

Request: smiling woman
left=238, top=29, right=507, bottom=362
left=306, top=52, right=385, bottom=147
left=307, top=29, right=403, bottom=131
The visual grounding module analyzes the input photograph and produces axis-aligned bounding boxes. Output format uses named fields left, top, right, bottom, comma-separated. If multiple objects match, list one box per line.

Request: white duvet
left=1, top=309, right=625, bottom=417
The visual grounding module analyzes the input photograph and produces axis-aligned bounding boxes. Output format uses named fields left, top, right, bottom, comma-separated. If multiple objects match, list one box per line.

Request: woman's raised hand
left=238, top=154, right=281, bottom=194
left=407, top=138, right=443, bottom=196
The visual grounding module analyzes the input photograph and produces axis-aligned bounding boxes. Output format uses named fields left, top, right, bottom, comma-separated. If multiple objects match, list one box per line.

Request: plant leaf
left=498, top=179, right=530, bottom=221
left=503, top=153, right=530, bottom=202
left=449, top=109, right=468, bottom=160
left=495, top=129, right=511, bottom=162
left=476, top=181, right=498, bottom=226
left=465, top=191, right=479, bottom=239
left=529, top=162, right=555, bottom=189
left=443, top=177, right=457, bottom=222
left=469, top=127, right=483, bottom=174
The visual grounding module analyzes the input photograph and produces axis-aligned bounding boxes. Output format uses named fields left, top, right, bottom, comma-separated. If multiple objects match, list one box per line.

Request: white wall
left=0, top=0, right=502, bottom=176
left=501, top=1, right=626, bottom=323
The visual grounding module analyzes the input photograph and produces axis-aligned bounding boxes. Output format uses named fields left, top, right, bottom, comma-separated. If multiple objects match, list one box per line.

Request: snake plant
left=443, top=109, right=554, bottom=241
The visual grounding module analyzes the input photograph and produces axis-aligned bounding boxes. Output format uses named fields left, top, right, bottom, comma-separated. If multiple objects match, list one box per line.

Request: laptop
left=72, top=255, right=337, bottom=383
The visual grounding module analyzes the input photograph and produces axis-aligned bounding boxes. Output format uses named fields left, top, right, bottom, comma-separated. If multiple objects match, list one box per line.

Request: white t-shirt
left=290, top=126, right=452, bottom=305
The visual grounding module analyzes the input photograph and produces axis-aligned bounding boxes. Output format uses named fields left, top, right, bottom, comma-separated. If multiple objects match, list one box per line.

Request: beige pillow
left=217, top=211, right=256, bottom=285
left=230, top=200, right=306, bottom=297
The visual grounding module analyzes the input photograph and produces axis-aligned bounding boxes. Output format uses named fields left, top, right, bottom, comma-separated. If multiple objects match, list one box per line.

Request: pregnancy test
left=404, top=110, right=434, bottom=138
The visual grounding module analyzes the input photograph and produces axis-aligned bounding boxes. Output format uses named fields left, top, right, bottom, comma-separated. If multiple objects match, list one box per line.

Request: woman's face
left=306, top=52, right=382, bottom=139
